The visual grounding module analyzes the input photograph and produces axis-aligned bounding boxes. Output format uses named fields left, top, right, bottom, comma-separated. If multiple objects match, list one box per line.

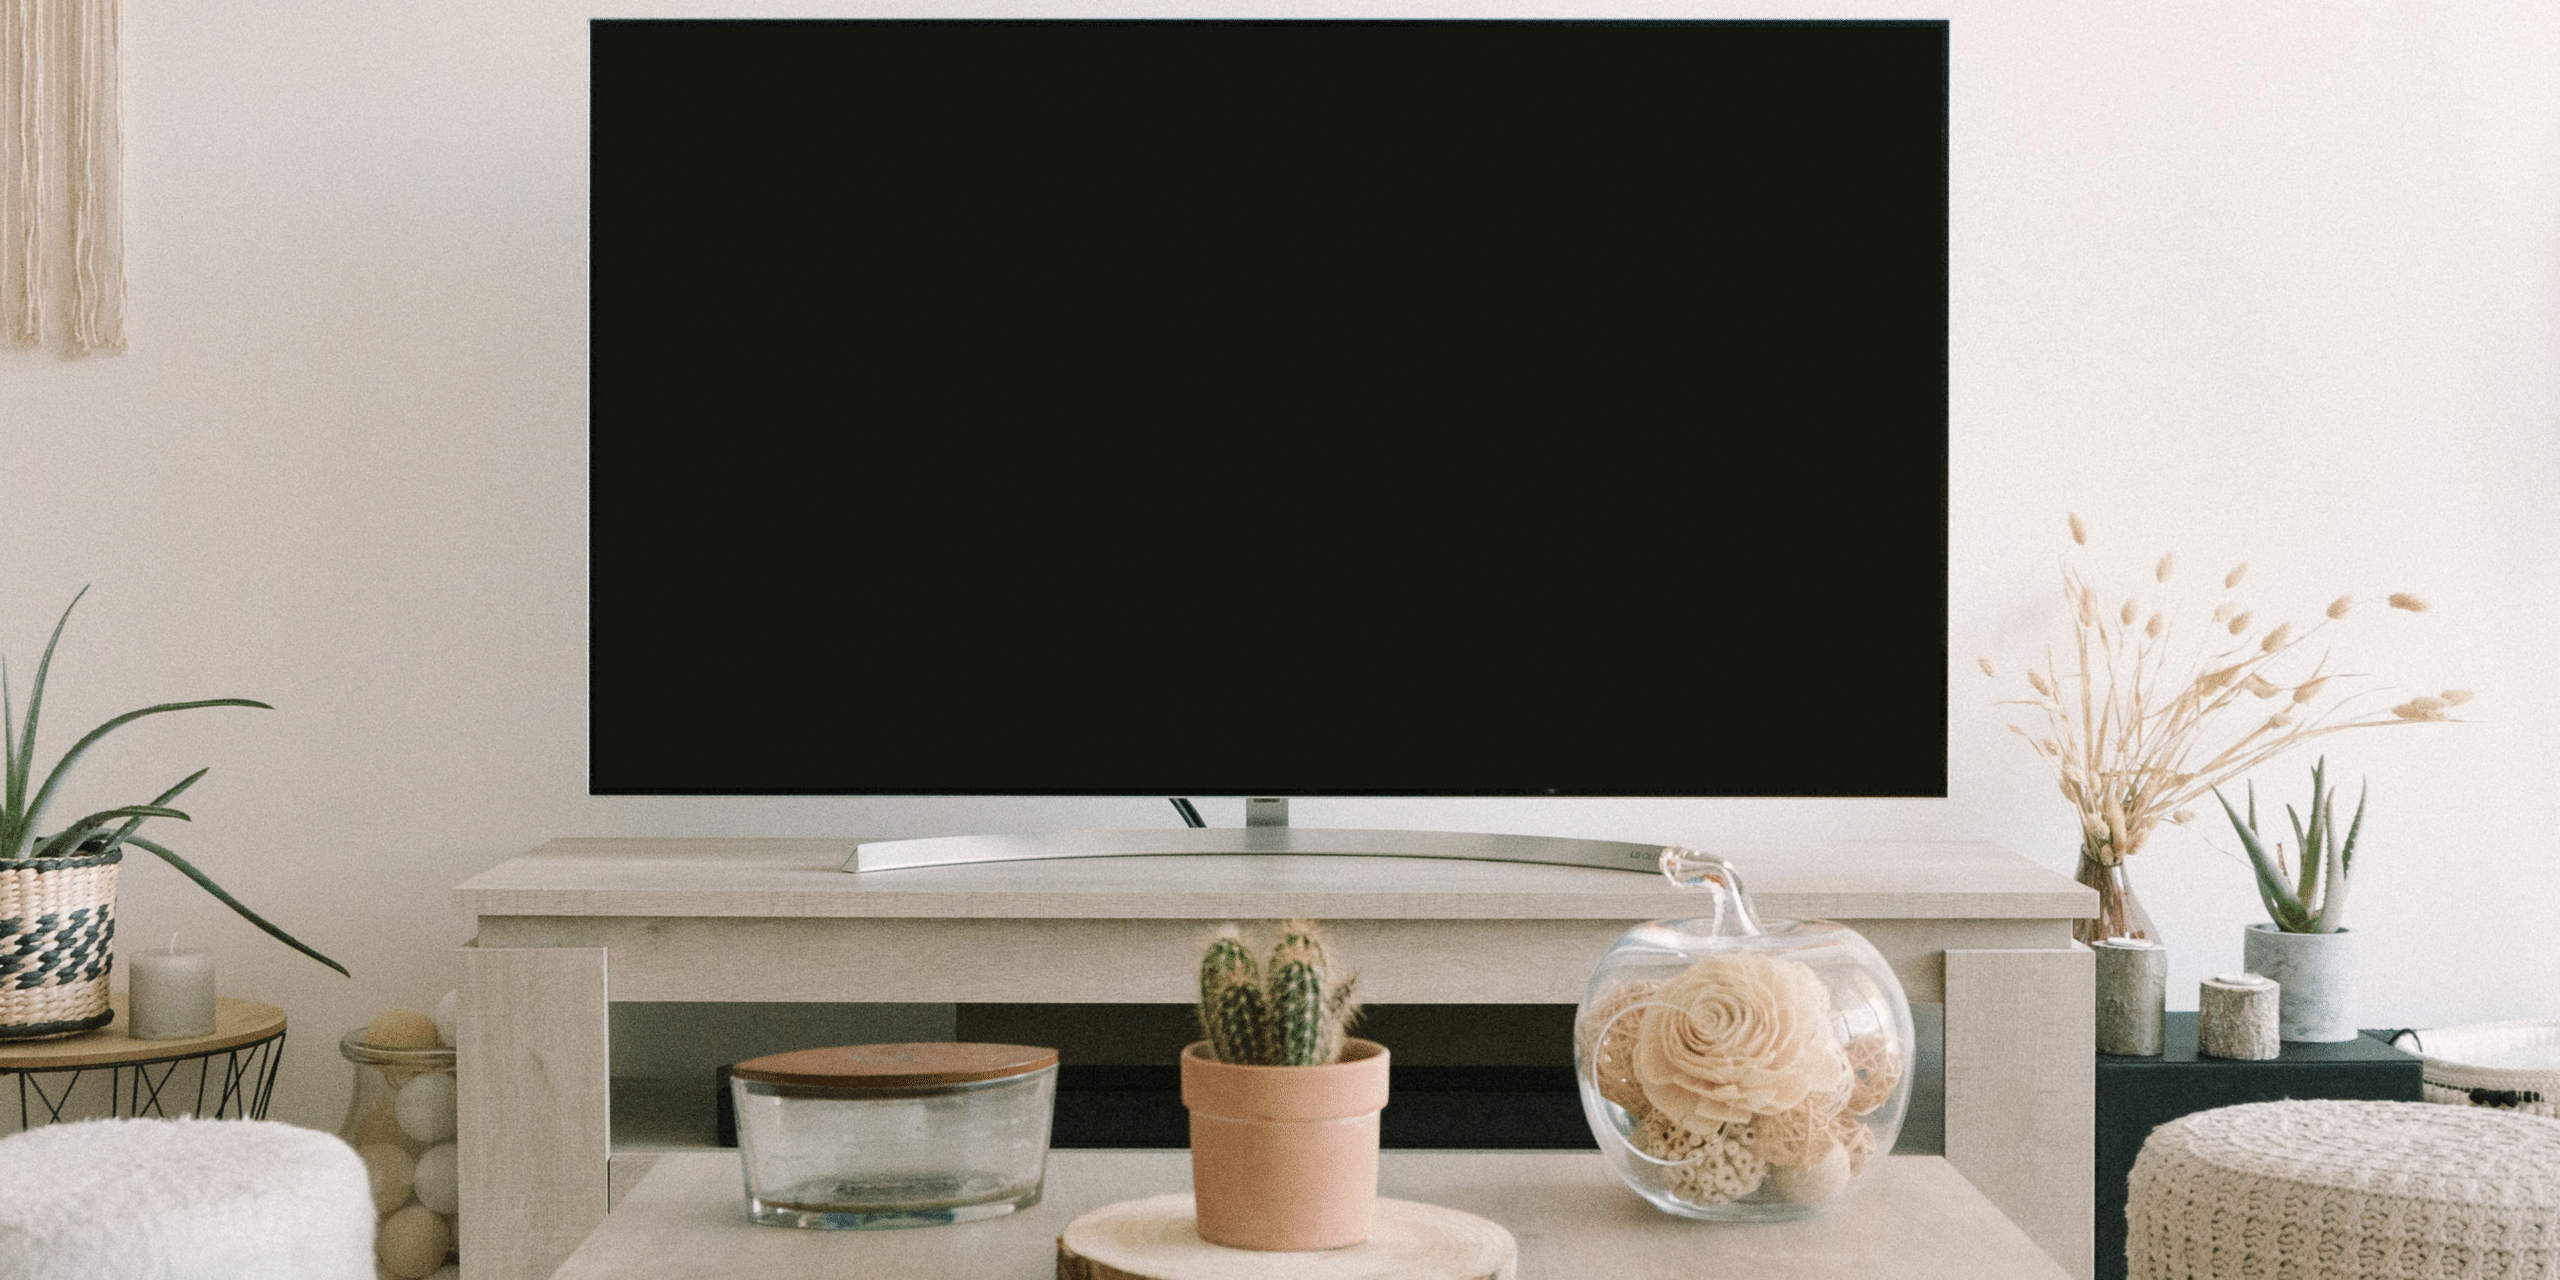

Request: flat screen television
left=590, top=19, right=1947, bottom=809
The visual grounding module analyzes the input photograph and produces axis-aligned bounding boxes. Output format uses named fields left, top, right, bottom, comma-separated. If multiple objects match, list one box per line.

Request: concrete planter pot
left=1179, top=1037, right=1389, bottom=1251
left=2243, top=923, right=2357, bottom=1042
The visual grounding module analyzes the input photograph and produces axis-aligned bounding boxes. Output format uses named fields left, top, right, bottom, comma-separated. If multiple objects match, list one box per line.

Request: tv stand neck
left=1245, top=797, right=1289, bottom=828
left=842, top=826, right=1676, bottom=874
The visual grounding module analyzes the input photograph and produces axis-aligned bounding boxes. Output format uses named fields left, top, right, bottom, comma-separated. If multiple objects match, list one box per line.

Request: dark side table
left=2096, top=1011, right=2421, bottom=1280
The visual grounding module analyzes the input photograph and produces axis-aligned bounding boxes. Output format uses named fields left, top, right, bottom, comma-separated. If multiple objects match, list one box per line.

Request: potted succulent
left=1180, top=919, right=1387, bottom=1251
left=0, top=590, right=346, bottom=1040
left=2216, top=757, right=2365, bottom=1042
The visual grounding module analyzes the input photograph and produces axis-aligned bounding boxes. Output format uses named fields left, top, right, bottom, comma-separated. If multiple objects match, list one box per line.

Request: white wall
left=4, top=0, right=2555, bottom=1133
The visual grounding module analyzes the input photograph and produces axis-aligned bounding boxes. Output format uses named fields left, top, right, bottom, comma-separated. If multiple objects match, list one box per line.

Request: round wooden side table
left=0, top=994, right=286, bottom=1128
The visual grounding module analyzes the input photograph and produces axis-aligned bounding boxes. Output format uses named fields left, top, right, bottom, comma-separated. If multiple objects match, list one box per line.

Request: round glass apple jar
left=1576, top=850, right=1915, bottom=1220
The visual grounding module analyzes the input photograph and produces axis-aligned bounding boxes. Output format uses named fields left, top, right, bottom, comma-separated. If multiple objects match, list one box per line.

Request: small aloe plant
left=2214, top=756, right=2364, bottom=935
left=2, top=590, right=347, bottom=976
left=1198, top=919, right=1361, bottom=1066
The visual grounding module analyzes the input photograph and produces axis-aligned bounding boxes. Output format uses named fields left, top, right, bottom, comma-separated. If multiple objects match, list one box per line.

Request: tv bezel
left=588, top=17, right=1951, bottom=802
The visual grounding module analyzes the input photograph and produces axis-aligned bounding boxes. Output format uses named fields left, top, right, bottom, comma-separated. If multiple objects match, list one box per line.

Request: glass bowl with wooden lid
left=728, top=1042, right=1058, bottom=1229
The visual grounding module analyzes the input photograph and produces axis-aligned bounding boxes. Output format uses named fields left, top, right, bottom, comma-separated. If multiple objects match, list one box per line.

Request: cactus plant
left=2215, top=756, right=2365, bottom=934
left=1196, top=919, right=1362, bottom=1066
left=1199, top=926, right=1270, bottom=1066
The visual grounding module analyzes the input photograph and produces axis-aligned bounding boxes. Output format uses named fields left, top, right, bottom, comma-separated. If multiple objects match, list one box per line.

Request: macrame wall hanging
left=1, top=0, right=125, bottom=355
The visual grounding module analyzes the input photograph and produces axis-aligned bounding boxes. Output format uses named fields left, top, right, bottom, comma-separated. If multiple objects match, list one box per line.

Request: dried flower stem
left=1999, top=539, right=2454, bottom=875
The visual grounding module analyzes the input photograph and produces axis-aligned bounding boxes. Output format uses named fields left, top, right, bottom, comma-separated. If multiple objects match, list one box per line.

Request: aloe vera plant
left=2214, top=756, right=2364, bottom=935
left=2, top=590, right=347, bottom=976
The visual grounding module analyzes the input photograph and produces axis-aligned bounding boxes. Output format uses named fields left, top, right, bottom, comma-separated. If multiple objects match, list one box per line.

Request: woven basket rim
left=0, top=846, right=124, bottom=871
left=0, top=1008, right=115, bottom=1041
left=2397, top=1020, right=2560, bottom=1087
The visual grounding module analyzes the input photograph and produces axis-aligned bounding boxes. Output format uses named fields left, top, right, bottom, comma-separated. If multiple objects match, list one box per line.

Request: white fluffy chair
left=0, top=1117, right=374, bottom=1280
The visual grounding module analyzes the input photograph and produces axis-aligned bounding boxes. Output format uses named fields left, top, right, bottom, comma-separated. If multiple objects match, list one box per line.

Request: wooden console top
left=457, top=837, right=2089, bottom=922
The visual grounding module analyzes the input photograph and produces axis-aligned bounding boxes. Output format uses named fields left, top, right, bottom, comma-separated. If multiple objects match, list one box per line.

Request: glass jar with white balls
left=339, top=1009, right=460, bottom=1280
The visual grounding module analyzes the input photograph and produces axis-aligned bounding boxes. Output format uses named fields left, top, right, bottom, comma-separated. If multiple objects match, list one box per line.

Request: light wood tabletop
left=0, top=996, right=284, bottom=1069
left=555, top=1149, right=2070, bottom=1280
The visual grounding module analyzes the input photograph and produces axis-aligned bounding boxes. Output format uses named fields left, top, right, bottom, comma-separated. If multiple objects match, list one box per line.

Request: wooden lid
left=730, top=1042, right=1057, bottom=1089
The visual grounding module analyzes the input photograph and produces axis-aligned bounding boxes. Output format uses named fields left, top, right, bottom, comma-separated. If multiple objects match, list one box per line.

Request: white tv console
left=453, top=837, right=2094, bottom=1280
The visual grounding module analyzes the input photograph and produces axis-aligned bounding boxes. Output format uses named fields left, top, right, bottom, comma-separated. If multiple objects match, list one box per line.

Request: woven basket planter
left=0, top=849, right=119, bottom=1040
left=2390, top=1021, right=2560, bottom=1119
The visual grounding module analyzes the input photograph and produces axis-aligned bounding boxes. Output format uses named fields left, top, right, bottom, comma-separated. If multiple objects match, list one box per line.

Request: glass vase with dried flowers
left=1981, top=513, right=2464, bottom=946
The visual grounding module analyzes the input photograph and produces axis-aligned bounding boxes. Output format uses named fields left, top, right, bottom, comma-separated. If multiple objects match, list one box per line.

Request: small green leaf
left=2288, top=801, right=2322, bottom=907
left=10, top=588, right=88, bottom=846
left=0, top=662, right=18, bottom=858
left=32, top=805, right=190, bottom=859
left=2315, top=788, right=2352, bottom=933
left=2219, top=787, right=2312, bottom=931
left=123, top=834, right=348, bottom=978
left=2340, top=779, right=2367, bottom=878
left=92, top=769, right=208, bottom=859
left=13, top=699, right=272, bottom=858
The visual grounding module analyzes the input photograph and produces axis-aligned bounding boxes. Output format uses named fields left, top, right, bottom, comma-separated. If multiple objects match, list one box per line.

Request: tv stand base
left=847, top=827, right=1676, bottom=874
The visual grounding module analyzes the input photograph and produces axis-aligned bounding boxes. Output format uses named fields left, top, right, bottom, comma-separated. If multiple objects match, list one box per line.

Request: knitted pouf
left=2128, top=1099, right=2560, bottom=1280
left=0, top=1117, right=374, bottom=1280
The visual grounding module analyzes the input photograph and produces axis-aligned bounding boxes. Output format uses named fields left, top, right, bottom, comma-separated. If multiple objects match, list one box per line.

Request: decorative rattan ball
left=1579, top=980, right=1662, bottom=1115
left=1835, top=1111, right=1879, bottom=1173
left=1747, top=1096, right=1844, bottom=1168
left=1845, top=1033, right=1903, bottom=1116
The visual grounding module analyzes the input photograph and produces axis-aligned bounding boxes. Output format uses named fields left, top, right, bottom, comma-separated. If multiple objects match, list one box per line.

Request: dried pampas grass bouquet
left=1981, top=514, right=2465, bottom=943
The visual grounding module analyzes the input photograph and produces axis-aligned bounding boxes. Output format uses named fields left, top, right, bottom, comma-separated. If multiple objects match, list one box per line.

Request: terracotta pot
left=1180, top=1037, right=1389, bottom=1251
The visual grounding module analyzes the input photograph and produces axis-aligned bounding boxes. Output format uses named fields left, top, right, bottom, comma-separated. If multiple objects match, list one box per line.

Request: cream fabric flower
left=1634, top=950, right=1849, bottom=1134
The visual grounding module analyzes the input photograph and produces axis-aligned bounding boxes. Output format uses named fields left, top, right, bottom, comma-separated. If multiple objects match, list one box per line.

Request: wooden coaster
left=1057, top=1193, right=1516, bottom=1280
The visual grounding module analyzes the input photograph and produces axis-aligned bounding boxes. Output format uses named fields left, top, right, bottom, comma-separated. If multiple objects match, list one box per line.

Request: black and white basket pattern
left=2391, top=1021, right=2560, bottom=1120
left=0, top=848, right=120, bottom=1040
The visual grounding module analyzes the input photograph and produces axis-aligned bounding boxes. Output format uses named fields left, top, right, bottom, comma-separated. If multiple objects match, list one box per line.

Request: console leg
left=1945, top=946, right=2095, bottom=1280
left=459, top=945, right=609, bottom=1280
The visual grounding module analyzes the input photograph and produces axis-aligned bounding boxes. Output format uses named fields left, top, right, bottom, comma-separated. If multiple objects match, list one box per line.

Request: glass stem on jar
left=1657, top=848, right=1764, bottom=937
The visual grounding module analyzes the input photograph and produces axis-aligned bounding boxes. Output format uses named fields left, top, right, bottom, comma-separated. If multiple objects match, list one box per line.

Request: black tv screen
left=591, top=19, right=1946, bottom=798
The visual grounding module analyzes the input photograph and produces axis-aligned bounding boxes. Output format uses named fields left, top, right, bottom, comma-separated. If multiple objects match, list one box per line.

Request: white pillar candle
left=129, top=941, right=217, bottom=1040
left=2198, top=972, right=2281, bottom=1060
left=2094, top=936, right=2167, bottom=1056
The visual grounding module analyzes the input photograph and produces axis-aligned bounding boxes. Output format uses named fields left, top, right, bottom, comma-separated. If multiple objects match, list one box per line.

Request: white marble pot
left=2242, top=924, right=2357, bottom=1042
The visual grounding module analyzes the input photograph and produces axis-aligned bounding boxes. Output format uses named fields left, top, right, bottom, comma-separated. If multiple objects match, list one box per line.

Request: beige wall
left=4, top=1, right=2555, bottom=1134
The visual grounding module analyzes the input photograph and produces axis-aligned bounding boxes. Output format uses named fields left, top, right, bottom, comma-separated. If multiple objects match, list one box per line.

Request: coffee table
left=555, top=1149, right=2071, bottom=1280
